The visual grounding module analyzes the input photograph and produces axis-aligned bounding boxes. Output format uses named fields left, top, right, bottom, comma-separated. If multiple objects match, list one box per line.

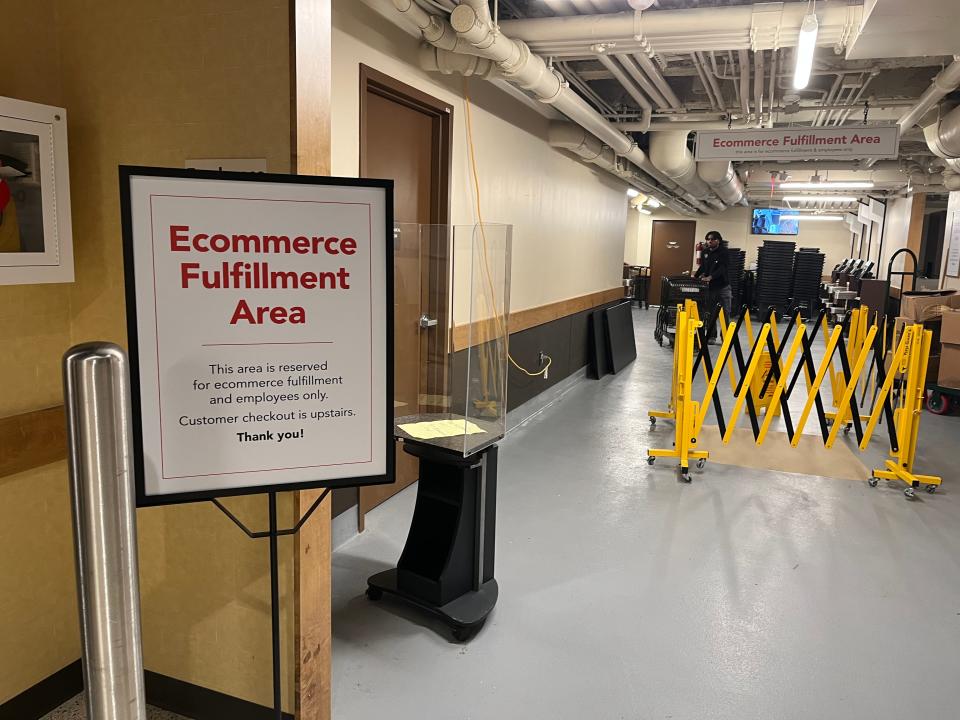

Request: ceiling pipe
left=595, top=52, right=653, bottom=126
left=898, top=57, right=960, bottom=133
left=496, top=1, right=863, bottom=54
left=615, top=54, right=668, bottom=110
left=406, top=1, right=714, bottom=212
left=767, top=49, right=777, bottom=127
left=923, top=105, right=960, bottom=159
left=632, top=53, right=683, bottom=110
left=694, top=52, right=724, bottom=112
left=753, top=49, right=765, bottom=125
left=737, top=49, right=750, bottom=120
left=863, top=56, right=960, bottom=169
left=548, top=122, right=697, bottom=215
left=419, top=44, right=500, bottom=78
left=649, top=131, right=715, bottom=201
left=942, top=171, right=960, bottom=192
left=698, top=161, right=746, bottom=206
left=617, top=120, right=752, bottom=131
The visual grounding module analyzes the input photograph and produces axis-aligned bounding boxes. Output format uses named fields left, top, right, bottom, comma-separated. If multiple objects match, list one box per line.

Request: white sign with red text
left=122, top=170, right=391, bottom=503
left=695, top=125, right=899, bottom=162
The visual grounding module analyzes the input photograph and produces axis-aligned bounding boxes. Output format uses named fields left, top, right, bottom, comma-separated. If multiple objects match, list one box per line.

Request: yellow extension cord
left=462, top=77, right=552, bottom=378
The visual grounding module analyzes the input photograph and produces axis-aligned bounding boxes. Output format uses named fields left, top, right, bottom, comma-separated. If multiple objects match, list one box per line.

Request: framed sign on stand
left=120, top=166, right=394, bottom=719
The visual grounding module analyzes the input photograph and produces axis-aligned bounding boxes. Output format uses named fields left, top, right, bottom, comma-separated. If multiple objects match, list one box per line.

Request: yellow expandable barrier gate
left=647, top=300, right=941, bottom=498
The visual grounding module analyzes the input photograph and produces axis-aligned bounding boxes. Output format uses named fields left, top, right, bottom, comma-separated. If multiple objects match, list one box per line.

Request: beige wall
left=332, top=0, right=628, bottom=317
left=879, top=197, right=913, bottom=287
left=2, top=0, right=297, bottom=710
left=0, top=0, right=80, bottom=704
left=625, top=205, right=854, bottom=277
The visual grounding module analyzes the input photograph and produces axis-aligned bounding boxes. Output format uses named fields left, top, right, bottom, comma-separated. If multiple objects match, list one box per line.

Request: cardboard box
left=941, top=309, right=960, bottom=346
left=900, top=290, right=960, bottom=323
left=939, top=343, right=960, bottom=389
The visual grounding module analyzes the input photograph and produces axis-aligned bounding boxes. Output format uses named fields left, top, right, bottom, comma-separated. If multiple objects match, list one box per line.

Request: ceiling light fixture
left=783, top=195, right=858, bottom=203
left=626, top=188, right=640, bottom=198
left=793, top=6, right=819, bottom=90
left=647, top=197, right=662, bottom=208
left=637, top=207, right=652, bottom=215
left=780, top=214, right=844, bottom=221
left=780, top=180, right=874, bottom=189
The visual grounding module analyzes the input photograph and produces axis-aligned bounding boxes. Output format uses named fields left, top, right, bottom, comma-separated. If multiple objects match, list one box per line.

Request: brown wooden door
left=649, top=220, right=697, bottom=305
left=356, top=67, right=451, bottom=527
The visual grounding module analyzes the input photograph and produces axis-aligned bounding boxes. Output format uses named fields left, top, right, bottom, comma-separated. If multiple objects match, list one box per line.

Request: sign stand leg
left=210, top=489, right=330, bottom=720
left=268, top=491, right=282, bottom=720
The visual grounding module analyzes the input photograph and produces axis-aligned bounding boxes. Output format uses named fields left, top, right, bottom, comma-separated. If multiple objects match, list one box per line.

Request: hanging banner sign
left=120, top=167, right=394, bottom=505
left=694, top=125, right=899, bottom=162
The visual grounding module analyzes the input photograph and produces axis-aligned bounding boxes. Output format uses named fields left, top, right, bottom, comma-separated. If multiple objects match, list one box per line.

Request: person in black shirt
left=694, top=230, right=731, bottom=342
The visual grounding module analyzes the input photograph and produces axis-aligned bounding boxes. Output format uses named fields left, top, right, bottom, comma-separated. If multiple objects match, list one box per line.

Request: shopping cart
left=654, top=276, right=709, bottom=347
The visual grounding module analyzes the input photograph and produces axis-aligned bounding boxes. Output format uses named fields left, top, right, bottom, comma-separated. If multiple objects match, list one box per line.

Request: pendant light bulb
left=793, top=13, right=819, bottom=90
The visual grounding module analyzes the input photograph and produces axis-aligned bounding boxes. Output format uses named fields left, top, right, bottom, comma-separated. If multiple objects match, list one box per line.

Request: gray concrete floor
left=332, top=307, right=960, bottom=720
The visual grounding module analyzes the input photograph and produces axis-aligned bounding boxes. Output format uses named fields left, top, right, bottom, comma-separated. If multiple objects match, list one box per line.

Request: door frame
left=358, top=65, right=454, bottom=526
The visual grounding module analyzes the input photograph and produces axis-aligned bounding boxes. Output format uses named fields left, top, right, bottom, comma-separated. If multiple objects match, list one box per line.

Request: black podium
left=367, top=440, right=498, bottom=641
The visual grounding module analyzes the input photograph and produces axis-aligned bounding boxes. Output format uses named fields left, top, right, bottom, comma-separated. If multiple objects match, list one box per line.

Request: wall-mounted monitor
left=751, top=208, right=799, bottom=236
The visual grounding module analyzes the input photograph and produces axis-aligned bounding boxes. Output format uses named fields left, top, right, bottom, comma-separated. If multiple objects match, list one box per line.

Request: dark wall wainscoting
left=0, top=661, right=293, bottom=720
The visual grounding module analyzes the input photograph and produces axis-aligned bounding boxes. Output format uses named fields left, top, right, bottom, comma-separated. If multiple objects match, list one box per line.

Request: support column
left=291, top=1, right=333, bottom=718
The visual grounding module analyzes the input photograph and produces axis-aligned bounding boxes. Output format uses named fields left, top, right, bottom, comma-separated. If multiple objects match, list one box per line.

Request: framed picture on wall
left=0, top=96, right=74, bottom=285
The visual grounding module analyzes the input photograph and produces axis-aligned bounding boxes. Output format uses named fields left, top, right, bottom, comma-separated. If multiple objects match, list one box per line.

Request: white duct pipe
left=649, top=131, right=713, bottom=200
left=692, top=53, right=722, bottom=112
left=443, top=2, right=713, bottom=210
left=633, top=53, right=682, bottom=110
left=497, top=1, right=862, bottom=53
left=616, top=54, right=668, bottom=110
left=738, top=49, right=750, bottom=119
left=923, top=105, right=960, bottom=159
left=898, top=57, right=960, bottom=132
left=392, top=0, right=471, bottom=53
left=943, top=171, right=960, bottom=192
left=547, top=123, right=697, bottom=215
left=753, top=49, right=765, bottom=122
left=618, top=120, right=752, bottom=131
left=596, top=52, right=653, bottom=122
left=419, top=44, right=500, bottom=78
left=698, top=161, right=746, bottom=206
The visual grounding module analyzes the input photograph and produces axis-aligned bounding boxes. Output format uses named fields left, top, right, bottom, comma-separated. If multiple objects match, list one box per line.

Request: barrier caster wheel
left=868, top=477, right=879, bottom=487
left=926, top=391, right=951, bottom=415
left=366, top=586, right=383, bottom=601
left=904, top=487, right=916, bottom=499
left=843, top=423, right=852, bottom=436
left=696, top=458, right=706, bottom=470
left=647, top=456, right=655, bottom=465
left=926, top=484, right=938, bottom=494
left=650, top=417, right=657, bottom=427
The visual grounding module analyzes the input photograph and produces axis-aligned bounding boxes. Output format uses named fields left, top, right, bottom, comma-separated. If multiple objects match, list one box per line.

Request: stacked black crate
left=791, top=248, right=826, bottom=318
left=755, top=240, right=796, bottom=315
left=727, top=247, right=746, bottom=316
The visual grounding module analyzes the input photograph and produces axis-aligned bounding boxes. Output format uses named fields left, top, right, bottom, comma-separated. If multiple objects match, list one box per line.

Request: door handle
left=419, top=314, right=438, bottom=329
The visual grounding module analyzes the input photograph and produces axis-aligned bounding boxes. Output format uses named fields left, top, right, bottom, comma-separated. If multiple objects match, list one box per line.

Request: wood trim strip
left=0, top=405, right=67, bottom=479
left=452, top=287, right=625, bottom=352
left=292, top=1, right=333, bottom=718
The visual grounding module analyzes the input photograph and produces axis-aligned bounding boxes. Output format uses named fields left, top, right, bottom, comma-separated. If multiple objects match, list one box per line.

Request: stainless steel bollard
left=63, top=343, right=147, bottom=720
